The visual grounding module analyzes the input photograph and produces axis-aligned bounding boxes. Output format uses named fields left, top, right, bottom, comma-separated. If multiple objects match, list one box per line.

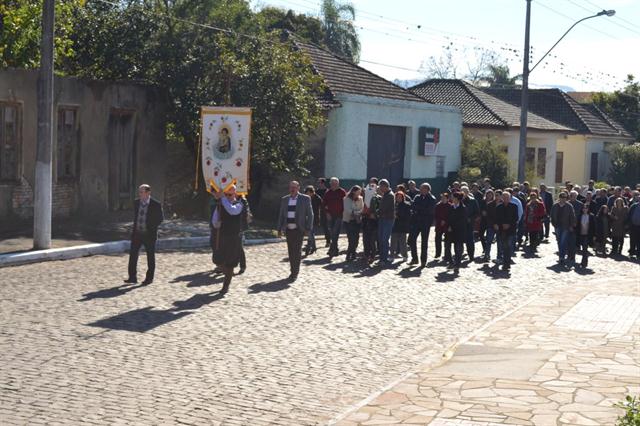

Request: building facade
left=296, top=41, right=463, bottom=193
left=0, top=69, right=166, bottom=221
left=410, top=79, right=571, bottom=187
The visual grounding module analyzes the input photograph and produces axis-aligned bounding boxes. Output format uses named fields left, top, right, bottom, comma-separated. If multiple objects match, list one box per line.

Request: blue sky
left=251, top=0, right=640, bottom=92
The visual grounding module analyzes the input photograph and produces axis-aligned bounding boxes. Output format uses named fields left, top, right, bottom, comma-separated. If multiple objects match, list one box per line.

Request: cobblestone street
left=1, top=238, right=638, bottom=425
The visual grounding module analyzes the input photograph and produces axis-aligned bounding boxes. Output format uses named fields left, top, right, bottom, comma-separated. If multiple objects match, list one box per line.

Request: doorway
left=367, top=124, right=406, bottom=185
left=108, top=112, right=136, bottom=210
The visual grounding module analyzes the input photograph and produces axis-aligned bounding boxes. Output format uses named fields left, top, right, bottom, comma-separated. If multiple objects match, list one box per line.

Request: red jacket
left=524, top=201, right=546, bottom=232
left=434, top=201, right=450, bottom=232
left=323, top=187, right=347, bottom=218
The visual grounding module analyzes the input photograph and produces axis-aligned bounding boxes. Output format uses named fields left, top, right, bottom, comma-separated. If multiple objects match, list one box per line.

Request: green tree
left=321, top=0, right=360, bottom=63
left=481, top=64, right=519, bottom=88
left=258, top=7, right=325, bottom=46
left=460, top=132, right=511, bottom=188
left=609, top=143, right=640, bottom=186
left=63, top=0, right=325, bottom=208
left=593, top=75, right=640, bottom=141
left=0, top=0, right=83, bottom=69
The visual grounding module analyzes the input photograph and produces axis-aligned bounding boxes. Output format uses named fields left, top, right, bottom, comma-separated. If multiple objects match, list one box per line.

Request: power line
left=91, top=0, right=625, bottom=91
left=535, top=0, right=622, bottom=40
left=271, top=0, right=627, bottom=88
left=562, top=0, right=640, bottom=36
left=581, top=0, right=640, bottom=30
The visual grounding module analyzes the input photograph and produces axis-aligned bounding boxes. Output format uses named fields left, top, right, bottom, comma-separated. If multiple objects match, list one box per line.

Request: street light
left=516, top=4, right=615, bottom=183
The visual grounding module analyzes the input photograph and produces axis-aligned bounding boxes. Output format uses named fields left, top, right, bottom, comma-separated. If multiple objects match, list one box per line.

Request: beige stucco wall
left=324, top=93, right=462, bottom=180
left=557, top=135, right=629, bottom=186
left=0, top=68, right=166, bottom=219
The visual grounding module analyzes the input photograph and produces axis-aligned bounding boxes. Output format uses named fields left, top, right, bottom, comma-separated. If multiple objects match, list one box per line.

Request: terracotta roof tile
left=485, top=88, right=631, bottom=138
left=294, top=40, right=426, bottom=104
left=409, top=79, right=570, bottom=132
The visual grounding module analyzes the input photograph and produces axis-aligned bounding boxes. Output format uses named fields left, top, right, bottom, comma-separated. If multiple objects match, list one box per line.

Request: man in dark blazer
left=278, top=181, right=314, bottom=282
left=125, top=184, right=164, bottom=284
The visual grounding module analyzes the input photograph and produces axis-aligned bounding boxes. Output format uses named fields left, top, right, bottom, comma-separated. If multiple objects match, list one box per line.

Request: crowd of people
left=289, top=177, right=640, bottom=275
left=125, top=178, right=640, bottom=294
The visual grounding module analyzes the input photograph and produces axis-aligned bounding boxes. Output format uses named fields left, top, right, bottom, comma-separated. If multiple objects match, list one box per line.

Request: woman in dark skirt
left=211, top=186, right=244, bottom=294
left=446, top=192, right=467, bottom=268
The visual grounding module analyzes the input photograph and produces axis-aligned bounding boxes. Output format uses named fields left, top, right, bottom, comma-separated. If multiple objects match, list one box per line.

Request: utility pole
left=34, top=0, right=55, bottom=249
left=517, top=0, right=531, bottom=183
left=516, top=2, right=614, bottom=183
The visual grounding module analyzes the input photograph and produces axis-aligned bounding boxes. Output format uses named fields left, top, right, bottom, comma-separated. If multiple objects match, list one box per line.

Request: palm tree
left=321, top=0, right=360, bottom=63
left=481, top=64, right=519, bottom=88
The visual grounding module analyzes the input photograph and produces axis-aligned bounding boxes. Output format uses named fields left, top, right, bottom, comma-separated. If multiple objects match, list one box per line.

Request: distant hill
left=392, top=78, right=424, bottom=89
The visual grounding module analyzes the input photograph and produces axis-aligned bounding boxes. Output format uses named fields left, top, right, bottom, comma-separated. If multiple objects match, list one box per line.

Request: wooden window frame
left=0, top=101, right=23, bottom=183
left=56, top=105, right=80, bottom=182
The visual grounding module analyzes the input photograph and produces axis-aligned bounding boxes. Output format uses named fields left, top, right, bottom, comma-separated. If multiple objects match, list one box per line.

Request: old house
left=410, top=79, right=572, bottom=186
left=485, top=88, right=634, bottom=184
left=295, top=41, right=463, bottom=192
left=0, top=68, right=166, bottom=221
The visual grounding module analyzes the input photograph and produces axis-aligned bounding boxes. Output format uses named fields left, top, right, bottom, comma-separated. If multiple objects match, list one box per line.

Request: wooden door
left=367, top=124, right=406, bottom=185
left=108, top=112, right=136, bottom=210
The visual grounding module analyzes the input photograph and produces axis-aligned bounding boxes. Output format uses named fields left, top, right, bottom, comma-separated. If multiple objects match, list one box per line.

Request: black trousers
left=286, top=228, right=304, bottom=275
left=629, top=225, right=640, bottom=256
left=408, top=222, right=431, bottom=264
left=128, top=232, right=157, bottom=281
left=435, top=229, right=445, bottom=258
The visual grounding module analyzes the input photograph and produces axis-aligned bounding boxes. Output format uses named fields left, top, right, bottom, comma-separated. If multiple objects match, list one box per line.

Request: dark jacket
left=576, top=212, right=596, bottom=239
left=540, top=191, right=553, bottom=215
left=378, top=190, right=396, bottom=220
left=447, top=204, right=467, bottom=243
left=463, top=195, right=480, bottom=222
left=551, top=202, right=577, bottom=230
left=392, top=200, right=412, bottom=233
left=485, top=200, right=498, bottom=228
left=496, top=202, right=518, bottom=236
left=133, top=198, right=164, bottom=237
left=595, top=212, right=610, bottom=241
left=435, top=201, right=450, bottom=233
left=411, top=192, right=436, bottom=225
left=310, top=193, right=322, bottom=227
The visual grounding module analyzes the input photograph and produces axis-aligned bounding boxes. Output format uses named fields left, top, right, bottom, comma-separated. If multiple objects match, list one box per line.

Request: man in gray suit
left=278, top=181, right=314, bottom=281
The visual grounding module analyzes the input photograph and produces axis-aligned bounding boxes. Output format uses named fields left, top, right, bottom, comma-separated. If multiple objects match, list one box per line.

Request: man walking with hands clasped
left=278, top=181, right=314, bottom=282
left=125, top=184, right=164, bottom=285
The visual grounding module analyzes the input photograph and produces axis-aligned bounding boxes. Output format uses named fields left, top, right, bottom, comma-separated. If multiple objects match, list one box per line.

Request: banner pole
left=194, top=113, right=202, bottom=192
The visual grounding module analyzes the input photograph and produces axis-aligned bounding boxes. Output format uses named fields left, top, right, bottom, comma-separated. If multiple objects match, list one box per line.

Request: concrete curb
left=0, top=236, right=283, bottom=268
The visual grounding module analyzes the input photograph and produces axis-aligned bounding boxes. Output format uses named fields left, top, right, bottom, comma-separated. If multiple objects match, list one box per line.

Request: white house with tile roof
left=410, top=79, right=573, bottom=187
left=486, top=88, right=634, bottom=185
left=295, top=41, right=463, bottom=192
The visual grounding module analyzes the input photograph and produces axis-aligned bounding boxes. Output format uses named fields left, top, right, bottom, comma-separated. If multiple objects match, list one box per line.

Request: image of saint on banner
left=200, top=106, right=252, bottom=195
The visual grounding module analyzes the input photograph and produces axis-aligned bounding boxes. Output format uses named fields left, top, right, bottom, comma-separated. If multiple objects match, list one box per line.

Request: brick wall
left=10, top=177, right=77, bottom=219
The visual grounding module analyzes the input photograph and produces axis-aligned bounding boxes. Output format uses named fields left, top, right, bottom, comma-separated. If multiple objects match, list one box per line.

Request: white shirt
left=287, top=196, right=298, bottom=229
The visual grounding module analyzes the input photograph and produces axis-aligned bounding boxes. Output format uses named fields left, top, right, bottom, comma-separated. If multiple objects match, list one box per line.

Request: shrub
left=609, top=143, right=640, bottom=186
left=616, top=395, right=640, bottom=426
left=460, top=132, right=511, bottom=188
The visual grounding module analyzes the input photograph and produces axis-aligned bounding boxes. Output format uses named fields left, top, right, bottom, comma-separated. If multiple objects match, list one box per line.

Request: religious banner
left=200, top=106, right=252, bottom=195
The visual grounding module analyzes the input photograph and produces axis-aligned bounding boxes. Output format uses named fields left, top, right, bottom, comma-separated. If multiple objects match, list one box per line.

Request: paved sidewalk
left=338, top=279, right=640, bottom=425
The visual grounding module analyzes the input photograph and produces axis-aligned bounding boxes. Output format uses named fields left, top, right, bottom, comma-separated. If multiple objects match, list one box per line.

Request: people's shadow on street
left=87, top=290, right=225, bottom=333
left=323, top=259, right=366, bottom=274
left=78, top=283, right=145, bottom=301
left=435, top=269, right=459, bottom=282
left=478, top=264, right=510, bottom=280
left=574, top=265, right=595, bottom=275
left=398, top=266, right=422, bottom=278
left=172, top=292, right=226, bottom=311
left=171, top=271, right=224, bottom=288
left=547, top=263, right=571, bottom=273
left=302, top=256, right=332, bottom=266
left=248, top=278, right=291, bottom=294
